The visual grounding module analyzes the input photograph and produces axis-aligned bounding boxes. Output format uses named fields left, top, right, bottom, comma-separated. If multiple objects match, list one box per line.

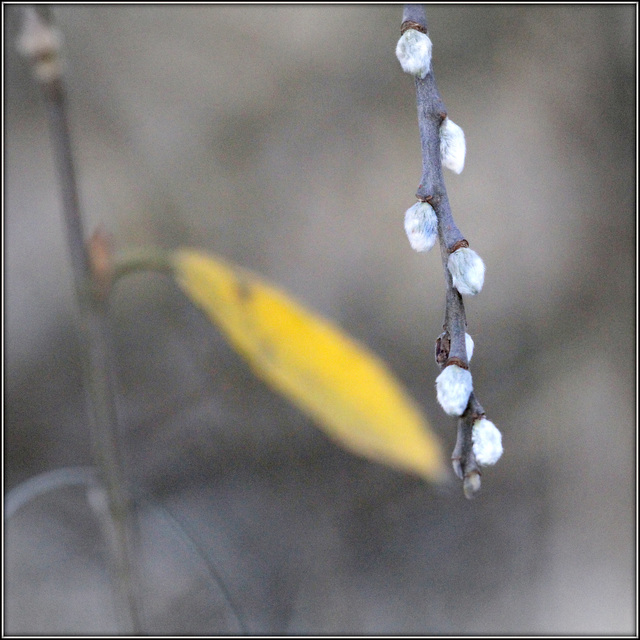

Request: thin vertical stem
left=17, top=6, right=143, bottom=631
left=42, top=78, right=90, bottom=297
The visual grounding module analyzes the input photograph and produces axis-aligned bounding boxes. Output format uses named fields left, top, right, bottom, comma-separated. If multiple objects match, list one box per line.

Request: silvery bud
left=465, top=333, right=475, bottom=361
left=435, top=332, right=474, bottom=365
left=439, top=117, right=466, bottom=174
left=436, top=364, right=473, bottom=416
left=404, top=201, right=438, bottom=252
left=16, top=7, right=63, bottom=82
left=396, top=29, right=432, bottom=80
left=448, top=247, right=485, bottom=296
left=472, top=418, right=503, bottom=466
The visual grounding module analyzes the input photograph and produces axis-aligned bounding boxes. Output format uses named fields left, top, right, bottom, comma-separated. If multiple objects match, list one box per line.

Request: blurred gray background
left=4, top=5, right=636, bottom=635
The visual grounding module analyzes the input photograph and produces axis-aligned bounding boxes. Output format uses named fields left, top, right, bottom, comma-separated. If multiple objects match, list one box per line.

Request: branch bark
left=401, top=4, right=492, bottom=498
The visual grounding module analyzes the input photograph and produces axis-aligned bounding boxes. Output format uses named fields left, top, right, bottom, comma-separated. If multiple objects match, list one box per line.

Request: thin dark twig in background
left=16, top=6, right=143, bottom=631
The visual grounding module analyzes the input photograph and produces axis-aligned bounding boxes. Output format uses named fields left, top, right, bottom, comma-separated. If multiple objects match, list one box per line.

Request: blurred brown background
left=4, top=5, right=636, bottom=635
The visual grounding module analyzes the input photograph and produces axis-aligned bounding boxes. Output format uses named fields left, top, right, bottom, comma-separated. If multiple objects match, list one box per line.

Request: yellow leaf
left=172, top=249, right=447, bottom=483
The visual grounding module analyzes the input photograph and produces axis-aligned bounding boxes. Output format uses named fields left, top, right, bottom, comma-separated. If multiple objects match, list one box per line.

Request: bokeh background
left=4, top=5, right=636, bottom=635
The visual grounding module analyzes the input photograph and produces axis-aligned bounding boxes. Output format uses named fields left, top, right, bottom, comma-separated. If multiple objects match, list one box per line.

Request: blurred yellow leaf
left=172, top=249, right=447, bottom=483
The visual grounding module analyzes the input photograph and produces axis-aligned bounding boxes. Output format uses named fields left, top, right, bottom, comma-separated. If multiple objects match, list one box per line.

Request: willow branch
left=399, top=5, right=502, bottom=498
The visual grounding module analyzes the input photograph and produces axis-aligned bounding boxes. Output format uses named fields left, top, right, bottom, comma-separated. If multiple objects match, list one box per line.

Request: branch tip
left=463, top=471, right=482, bottom=499
left=17, top=6, right=63, bottom=83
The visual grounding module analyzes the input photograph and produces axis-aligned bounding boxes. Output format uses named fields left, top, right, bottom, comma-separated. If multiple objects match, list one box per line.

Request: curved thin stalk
left=6, top=467, right=247, bottom=633
left=5, top=467, right=99, bottom=520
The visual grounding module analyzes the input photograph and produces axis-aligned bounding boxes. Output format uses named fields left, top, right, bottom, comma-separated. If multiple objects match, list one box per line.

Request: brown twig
left=400, top=4, right=497, bottom=498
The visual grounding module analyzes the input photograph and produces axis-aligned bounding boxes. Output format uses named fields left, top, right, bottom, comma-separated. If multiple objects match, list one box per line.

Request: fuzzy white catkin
left=395, top=29, right=432, bottom=80
left=465, top=333, right=474, bottom=361
left=472, top=418, right=503, bottom=466
left=439, top=118, right=466, bottom=174
left=436, top=364, right=473, bottom=416
left=404, top=201, right=438, bottom=252
left=16, top=8, right=63, bottom=82
left=448, top=247, right=485, bottom=296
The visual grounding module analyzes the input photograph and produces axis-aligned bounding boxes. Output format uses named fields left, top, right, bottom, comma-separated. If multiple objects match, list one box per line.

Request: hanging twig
left=16, top=6, right=143, bottom=630
left=397, top=4, right=503, bottom=498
